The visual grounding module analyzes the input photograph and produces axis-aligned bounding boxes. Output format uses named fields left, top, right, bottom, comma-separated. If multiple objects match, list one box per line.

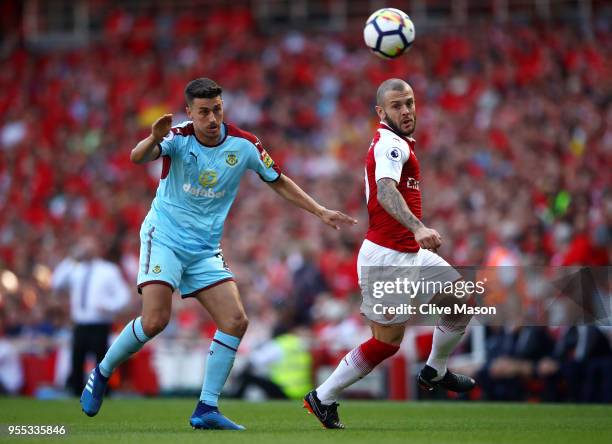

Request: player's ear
left=185, top=104, right=192, bottom=118
left=375, top=105, right=385, bottom=121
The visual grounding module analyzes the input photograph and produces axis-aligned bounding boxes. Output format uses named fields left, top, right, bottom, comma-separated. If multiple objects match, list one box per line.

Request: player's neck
left=194, top=125, right=224, bottom=147
left=380, top=120, right=413, bottom=140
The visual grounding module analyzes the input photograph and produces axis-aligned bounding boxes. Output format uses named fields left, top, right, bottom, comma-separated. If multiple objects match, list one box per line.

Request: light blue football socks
left=99, top=317, right=151, bottom=377
left=98, top=322, right=239, bottom=408
left=200, top=330, right=241, bottom=407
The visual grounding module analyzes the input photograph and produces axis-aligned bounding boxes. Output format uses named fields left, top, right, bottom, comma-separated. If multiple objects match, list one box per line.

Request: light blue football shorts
left=136, top=223, right=234, bottom=298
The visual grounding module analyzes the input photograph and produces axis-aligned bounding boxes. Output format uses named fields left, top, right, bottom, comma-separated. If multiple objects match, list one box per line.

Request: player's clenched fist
left=414, top=226, right=441, bottom=250
left=152, top=114, right=173, bottom=142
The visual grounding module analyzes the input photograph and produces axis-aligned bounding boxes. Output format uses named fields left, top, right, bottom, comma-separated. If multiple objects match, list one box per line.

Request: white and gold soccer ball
left=363, top=8, right=415, bottom=59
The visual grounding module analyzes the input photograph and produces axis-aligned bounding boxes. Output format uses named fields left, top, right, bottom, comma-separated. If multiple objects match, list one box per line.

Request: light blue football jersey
left=143, top=121, right=281, bottom=254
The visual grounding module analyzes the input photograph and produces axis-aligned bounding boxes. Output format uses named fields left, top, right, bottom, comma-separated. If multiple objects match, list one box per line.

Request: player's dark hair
left=376, top=78, right=410, bottom=106
left=184, top=78, right=223, bottom=104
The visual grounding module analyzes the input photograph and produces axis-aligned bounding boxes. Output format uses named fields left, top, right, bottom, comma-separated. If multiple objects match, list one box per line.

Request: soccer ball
left=363, top=8, right=415, bottom=59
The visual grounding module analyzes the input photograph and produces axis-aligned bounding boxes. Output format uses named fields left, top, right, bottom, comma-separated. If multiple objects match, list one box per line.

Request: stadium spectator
left=0, top=312, right=23, bottom=395
left=475, top=326, right=556, bottom=401
left=232, top=323, right=312, bottom=400
left=51, top=235, right=130, bottom=396
left=540, top=326, right=612, bottom=403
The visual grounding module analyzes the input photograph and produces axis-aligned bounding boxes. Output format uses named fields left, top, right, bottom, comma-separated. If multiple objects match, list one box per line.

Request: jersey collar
left=194, top=122, right=228, bottom=148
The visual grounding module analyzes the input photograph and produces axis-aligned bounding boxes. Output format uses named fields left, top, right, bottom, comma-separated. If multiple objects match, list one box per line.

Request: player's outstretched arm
left=377, top=178, right=441, bottom=249
left=130, top=114, right=173, bottom=164
left=267, top=175, right=357, bottom=230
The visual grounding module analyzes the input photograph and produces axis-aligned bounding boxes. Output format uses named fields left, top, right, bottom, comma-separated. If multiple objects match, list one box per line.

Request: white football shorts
left=357, top=239, right=462, bottom=325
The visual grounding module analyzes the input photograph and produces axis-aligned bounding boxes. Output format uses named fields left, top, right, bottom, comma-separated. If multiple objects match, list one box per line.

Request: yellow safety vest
left=269, top=334, right=312, bottom=399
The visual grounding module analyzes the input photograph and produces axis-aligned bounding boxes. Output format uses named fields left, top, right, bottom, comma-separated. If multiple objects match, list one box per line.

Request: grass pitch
left=1, top=398, right=611, bottom=444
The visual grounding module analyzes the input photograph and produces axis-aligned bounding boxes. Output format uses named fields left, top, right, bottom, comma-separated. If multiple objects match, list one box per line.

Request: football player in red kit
left=304, top=79, right=476, bottom=429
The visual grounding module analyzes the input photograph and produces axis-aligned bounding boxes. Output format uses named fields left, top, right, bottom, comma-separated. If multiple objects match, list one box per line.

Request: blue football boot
left=189, top=402, right=245, bottom=431
left=80, top=366, right=109, bottom=417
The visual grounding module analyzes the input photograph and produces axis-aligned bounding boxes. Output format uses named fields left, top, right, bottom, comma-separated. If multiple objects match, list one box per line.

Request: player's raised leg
left=189, top=280, right=247, bottom=431
left=305, top=322, right=404, bottom=429
left=418, top=290, right=476, bottom=392
left=80, top=283, right=173, bottom=417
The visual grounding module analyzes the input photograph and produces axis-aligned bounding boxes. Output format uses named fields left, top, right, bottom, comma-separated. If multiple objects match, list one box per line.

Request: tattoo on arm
left=377, top=178, right=424, bottom=232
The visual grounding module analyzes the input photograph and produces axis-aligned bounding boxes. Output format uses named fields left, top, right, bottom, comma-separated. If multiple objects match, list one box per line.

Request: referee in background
left=52, top=236, right=130, bottom=396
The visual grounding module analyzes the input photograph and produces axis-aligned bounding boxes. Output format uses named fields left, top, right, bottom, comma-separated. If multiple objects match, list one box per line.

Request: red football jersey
left=364, top=122, right=422, bottom=253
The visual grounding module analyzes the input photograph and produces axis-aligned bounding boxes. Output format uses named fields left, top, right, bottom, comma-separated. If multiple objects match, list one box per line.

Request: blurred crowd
left=0, top=5, right=610, bottom=398
left=448, top=325, right=612, bottom=403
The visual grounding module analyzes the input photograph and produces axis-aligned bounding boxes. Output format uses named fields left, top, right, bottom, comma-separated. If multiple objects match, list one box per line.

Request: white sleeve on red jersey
left=374, top=130, right=411, bottom=183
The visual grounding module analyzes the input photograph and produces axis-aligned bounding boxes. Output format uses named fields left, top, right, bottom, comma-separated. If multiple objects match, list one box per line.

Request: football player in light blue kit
left=80, top=78, right=356, bottom=430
